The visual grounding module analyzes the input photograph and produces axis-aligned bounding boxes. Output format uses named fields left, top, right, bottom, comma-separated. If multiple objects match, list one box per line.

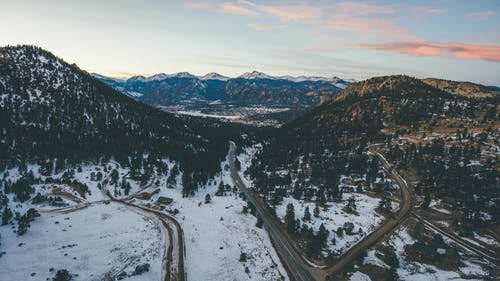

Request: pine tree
left=313, top=206, right=320, bottom=218
left=204, top=193, right=211, bottom=204
left=11, top=178, right=32, bottom=202
left=1, top=207, right=13, bottom=225
left=216, top=181, right=225, bottom=196
left=292, top=183, right=302, bottom=199
left=317, top=223, right=329, bottom=249
left=284, top=203, right=296, bottom=234
left=53, top=269, right=72, bottom=281
left=344, top=196, right=357, bottom=214
left=302, top=206, right=311, bottom=221
left=166, top=164, right=179, bottom=188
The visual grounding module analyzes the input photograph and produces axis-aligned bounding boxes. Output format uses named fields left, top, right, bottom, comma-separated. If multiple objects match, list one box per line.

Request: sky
left=1, top=0, right=499, bottom=85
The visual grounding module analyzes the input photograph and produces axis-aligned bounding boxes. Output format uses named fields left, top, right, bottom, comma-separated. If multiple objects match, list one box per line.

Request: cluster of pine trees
left=385, top=133, right=499, bottom=229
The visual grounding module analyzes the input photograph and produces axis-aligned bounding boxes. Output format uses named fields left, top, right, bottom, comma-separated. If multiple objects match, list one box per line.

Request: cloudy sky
left=1, top=0, right=499, bottom=84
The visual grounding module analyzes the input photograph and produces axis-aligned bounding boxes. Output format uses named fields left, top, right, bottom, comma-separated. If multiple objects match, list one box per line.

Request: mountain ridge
left=94, top=71, right=348, bottom=109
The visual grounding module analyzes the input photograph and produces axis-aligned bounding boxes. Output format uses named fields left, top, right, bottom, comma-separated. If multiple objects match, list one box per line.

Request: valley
left=94, top=72, right=348, bottom=127
left=0, top=45, right=498, bottom=281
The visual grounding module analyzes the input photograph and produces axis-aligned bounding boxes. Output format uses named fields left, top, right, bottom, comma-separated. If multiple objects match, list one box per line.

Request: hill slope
left=422, top=77, right=500, bottom=99
left=0, top=45, right=226, bottom=191
left=250, top=74, right=498, bottom=228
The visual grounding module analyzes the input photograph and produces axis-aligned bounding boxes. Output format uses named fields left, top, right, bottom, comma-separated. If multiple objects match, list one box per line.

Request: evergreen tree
left=216, top=181, right=225, bottom=196
left=292, top=184, right=303, bottom=200
left=53, top=269, right=72, bottom=281
left=11, top=178, right=32, bottom=202
left=317, top=223, right=329, bottom=249
left=284, top=203, right=296, bottom=234
left=1, top=207, right=13, bottom=225
left=313, top=206, right=320, bottom=218
left=344, top=196, right=357, bottom=214
left=302, top=206, right=311, bottom=221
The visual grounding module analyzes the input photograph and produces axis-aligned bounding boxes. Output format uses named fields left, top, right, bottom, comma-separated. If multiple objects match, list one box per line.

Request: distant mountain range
left=93, top=71, right=351, bottom=108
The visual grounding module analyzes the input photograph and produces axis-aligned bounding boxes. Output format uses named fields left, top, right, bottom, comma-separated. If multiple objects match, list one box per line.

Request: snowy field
left=0, top=202, right=163, bottom=281
left=139, top=157, right=289, bottom=281
left=0, top=153, right=289, bottom=281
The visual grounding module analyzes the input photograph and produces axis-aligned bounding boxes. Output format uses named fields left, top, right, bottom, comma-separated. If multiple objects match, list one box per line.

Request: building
left=156, top=196, right=173, bottom=205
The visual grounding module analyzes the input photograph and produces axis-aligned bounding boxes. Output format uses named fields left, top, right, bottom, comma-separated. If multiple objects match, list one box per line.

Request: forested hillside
left=0, top=45, right=229, bottom=195
left=250, top=75, right=499, bottom=233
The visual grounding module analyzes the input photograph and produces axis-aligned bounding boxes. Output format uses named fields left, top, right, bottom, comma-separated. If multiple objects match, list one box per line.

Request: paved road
left=230, top=141, right=499, bottom=280
left=229, top=142, right=416, bottom=280
left=229, top=141, right=321, bottom=281
left=321, top=147, right=416, bottom=276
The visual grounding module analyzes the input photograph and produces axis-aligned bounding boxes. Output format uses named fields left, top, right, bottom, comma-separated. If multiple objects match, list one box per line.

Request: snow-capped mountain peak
left=238, top=70, right=275, bottom=80
left=127, top=72, right=197, bottom=82
left=200, top=72, right=229, bottom=81
left=173, top=72, right=197, bottom=79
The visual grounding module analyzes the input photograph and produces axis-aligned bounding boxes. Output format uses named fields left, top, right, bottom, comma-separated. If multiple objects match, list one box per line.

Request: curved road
left=229, top=142, right=416, bottom=281
left=44, top=188, right=186, bottom=281
left=113, top=198, right=187, bottom=281
left=323, top=147, right=416, bottom=276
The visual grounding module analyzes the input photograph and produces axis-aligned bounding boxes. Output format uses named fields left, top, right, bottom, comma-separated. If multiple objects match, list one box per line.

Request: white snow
left=200, top=72, right=229, bottom=81
left=0, top=153, right=289, bottom=281
left=175, top=110, right=241, bottom=120
left=429, top=199, right=451, bottom=214
left=350, top=271, right=372, bottom=281
left=126, top=91, right=144, bottom=97
left=0, top=202, right=163, bottom=281
left=362, top=228, right=491, bottom=281
left=139, top=157, right=289, bottom=281
left=275, top=193, right=383, bottom=255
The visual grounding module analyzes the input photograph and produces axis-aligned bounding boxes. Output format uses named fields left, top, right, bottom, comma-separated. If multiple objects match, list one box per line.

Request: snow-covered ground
left=239, top=145, right=388, bottom=256
left=139, top=157, right=289, bottom=281
left=0, top=152, right=289, bottom=281
left=428, top=199, right=451, bottom=215
left=355, top=228, right=490, bottom=281
left=0, top=202, right=163, bottom=281
left=275, top=194, right=383, bottom=255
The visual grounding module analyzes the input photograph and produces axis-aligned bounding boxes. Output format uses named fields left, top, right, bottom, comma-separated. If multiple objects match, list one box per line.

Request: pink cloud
left=220, top=2, right=260, bottom=17
left=465, top=10, right=495, bottom=20
left=258, top=4, right=323, bottom=23
left=349, top=41, right=500, bottom=62
left=335, top=2, right=397, bottom=16
left=247, top=23, right=272, bottom=31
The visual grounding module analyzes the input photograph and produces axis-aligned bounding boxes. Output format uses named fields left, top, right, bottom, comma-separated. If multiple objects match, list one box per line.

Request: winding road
left=229, top=142, right=417, bottom=281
